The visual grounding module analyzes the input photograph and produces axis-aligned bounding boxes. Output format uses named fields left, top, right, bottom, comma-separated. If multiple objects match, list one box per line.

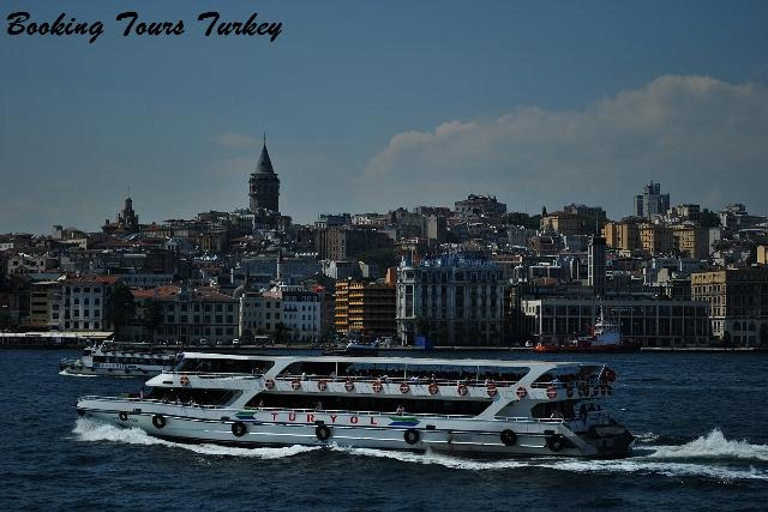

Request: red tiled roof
left=65, top=275, right=121, bottom=285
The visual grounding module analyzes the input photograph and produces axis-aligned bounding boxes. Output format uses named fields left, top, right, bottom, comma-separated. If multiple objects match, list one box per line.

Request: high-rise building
left=249, top=140, right=280, bottom=213
left=634, top=181, right=670, bottom=220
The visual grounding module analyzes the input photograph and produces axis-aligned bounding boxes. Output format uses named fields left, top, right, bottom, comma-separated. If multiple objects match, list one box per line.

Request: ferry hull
left=76, top=400, right=633, bottom=459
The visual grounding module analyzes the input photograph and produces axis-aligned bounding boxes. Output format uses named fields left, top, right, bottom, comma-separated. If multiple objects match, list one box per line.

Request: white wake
left=73, top=420, right=768, bottom=481
left=648, top=429, right=768, bottom=462
left=73, top=419, right=319, bottom=459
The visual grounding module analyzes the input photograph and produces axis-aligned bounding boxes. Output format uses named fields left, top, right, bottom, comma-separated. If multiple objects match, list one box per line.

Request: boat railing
left=78, top=395, right=229, bottom=410
left=166, top=370, right=264, bottom=380
left=274, top=374, right=522, bottom=388
left=244, top=406, right=478, bottom=420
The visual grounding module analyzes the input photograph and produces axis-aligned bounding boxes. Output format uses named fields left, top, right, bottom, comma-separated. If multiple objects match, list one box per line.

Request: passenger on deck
left=395, top=405, right=404, bottom=415
left=315, top=401, right=323, bottom=411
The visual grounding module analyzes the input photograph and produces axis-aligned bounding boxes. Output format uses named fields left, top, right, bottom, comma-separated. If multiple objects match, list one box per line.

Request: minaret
left=249, top=134, right=280, bottom=213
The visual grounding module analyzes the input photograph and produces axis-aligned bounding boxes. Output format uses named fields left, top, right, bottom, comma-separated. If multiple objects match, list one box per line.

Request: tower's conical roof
left=255, top=143, right=275, bottom=175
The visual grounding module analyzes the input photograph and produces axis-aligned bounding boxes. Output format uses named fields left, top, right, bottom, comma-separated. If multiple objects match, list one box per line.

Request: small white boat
left=60, top=342, right=179, bottom=377
left=77, top=353, right=633, bottom=458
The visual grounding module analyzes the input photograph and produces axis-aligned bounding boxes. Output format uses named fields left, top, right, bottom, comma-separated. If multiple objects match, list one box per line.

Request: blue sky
left=2, top=0, right=767, bottom=234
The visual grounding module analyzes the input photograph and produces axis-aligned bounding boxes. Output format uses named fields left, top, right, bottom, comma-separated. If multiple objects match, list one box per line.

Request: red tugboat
left=534, top=307, right=641, bottom=354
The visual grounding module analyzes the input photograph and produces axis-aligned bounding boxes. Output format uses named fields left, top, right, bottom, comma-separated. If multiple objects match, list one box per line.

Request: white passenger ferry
left=76, top=353, right=634, bottom=458
left=60, top=342, right=179, bottom=377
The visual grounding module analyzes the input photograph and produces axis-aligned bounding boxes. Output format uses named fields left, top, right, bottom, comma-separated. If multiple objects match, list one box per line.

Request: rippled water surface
left=2, top=350, right=767, bottom=511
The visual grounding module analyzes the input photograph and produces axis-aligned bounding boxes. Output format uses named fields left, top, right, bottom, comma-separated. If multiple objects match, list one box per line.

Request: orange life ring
left=291, top=379, right=302, bottom=391
left=317, top=380, right=328, bottom=392
left=486, top=383, right=498, bottom=398
left=264, top=379, right=275, bottom=390
left=428, top=382, right=439, bottom=395
left=344, top=380, right=355, bottom=392
left=457, top=384, right=468, bottom=396
left=372, top=380, right=383, bottom=393
left=546, top=385, right=557, bottom=399
left=180, top=374, right=189, bottom=387
left=400, top=382, right=411, bottom=394
left=516, top=387, right=528, bottom=399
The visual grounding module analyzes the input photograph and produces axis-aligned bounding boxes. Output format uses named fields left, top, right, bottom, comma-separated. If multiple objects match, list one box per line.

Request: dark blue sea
left=2, top=349, right=767, bottom=512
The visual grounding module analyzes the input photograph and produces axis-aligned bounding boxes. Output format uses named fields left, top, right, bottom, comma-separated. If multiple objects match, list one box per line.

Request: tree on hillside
left=699, top=208, right=721, bottom=228
left=356, top=248, right=399, bottom=272
left=503, top=212, right=541, bottom=230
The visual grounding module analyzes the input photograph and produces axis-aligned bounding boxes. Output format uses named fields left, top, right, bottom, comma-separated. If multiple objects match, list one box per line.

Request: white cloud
left=361, top=75, right=768, bottom=217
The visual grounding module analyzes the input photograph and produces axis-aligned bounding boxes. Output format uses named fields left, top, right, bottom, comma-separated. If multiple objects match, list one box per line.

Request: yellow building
left=638, top=223, right=673, bottom=255
left=28, top=280, right=61, bottom=329
left=758, top=245, right=767, bottom=265
left=540, top=211, right=583, bottom=236
left=334, top=280, right=351, bottom=334
left=671, top=225, right=709, bottom=260
left=603, top=219, right=641, bottom=252
left=335, top=280, right=396, bottom=337
left=691, top=267, right=768, bottom=344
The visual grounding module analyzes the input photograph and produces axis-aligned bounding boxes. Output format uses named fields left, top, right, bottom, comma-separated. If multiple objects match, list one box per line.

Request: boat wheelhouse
left=60, top=342, right=179, bottom=377
left=76, top=353, right=633, bottom=458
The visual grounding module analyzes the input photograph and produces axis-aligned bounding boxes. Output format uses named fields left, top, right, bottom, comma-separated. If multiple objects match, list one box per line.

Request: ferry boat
left=534, top=308, right=641, bottom=354
left=76, top=353, right=634, bottom=458
left=60, top=342, right=179, bottom=377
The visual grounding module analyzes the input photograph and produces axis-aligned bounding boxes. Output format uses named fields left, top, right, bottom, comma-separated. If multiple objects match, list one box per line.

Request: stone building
left=691, top=266, right=768, bottom=345
left=249, top=141, right=280, bottom=213
left=396, top=254, right=506, bottom=346
left=314, top=227, right=393, bottom=260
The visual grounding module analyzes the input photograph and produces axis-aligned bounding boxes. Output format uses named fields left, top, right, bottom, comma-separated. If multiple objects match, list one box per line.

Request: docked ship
left=60, top=342, right=179, bottom=377
left=76, top=353, right=634, bottom=458
left=534, top=308, right=641, bottom=354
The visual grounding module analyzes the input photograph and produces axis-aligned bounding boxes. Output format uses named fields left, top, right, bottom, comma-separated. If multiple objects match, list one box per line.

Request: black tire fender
left=232, top=421, right=247, bottom=437
left=315, top=425, right=332, bottom=441
left=500, top=429, right=517, bottom=446
left=548, top=434, right=565, bottom=452
left=152, top=414, right=166, bottom=429
left=404, top=428, right=420, bottom=445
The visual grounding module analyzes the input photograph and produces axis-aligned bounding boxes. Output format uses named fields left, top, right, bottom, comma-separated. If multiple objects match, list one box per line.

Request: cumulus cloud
left=362, top=75, right=768, bottom=217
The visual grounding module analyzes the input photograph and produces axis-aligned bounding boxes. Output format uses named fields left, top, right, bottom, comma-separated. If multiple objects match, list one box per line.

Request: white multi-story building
left=62, top=275, right=120, bottom=331
left=396, top=254, right=506, bottom=346
left=237, top=284, right=321, bottom=343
